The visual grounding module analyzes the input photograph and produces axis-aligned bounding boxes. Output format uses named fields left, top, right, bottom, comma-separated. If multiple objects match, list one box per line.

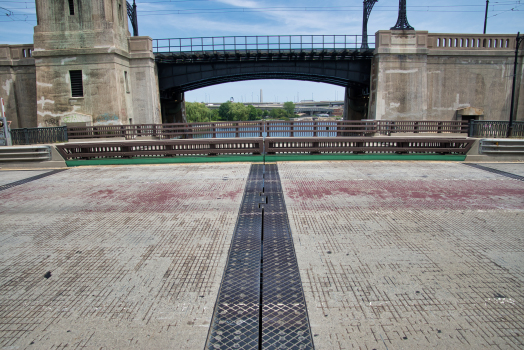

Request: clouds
left=216, top=0, right=260, bottom=8
left=0, top=0, right=522, bottom=103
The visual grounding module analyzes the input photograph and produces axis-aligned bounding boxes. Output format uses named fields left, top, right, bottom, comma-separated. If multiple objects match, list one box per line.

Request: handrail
left=153, top=35, right=374, bottom=54
left=67, top=120, right=470, bottom=141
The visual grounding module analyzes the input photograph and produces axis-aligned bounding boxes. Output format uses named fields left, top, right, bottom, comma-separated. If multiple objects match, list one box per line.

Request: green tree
left=218, top=101, right=233, bottom=121
left=269, top=109, right=288, bottom=119
left=230, top=103, right=249, bottom=121
left=247, top=105, right=261, bottom=120
left=283, top=101, right=295, bottom=117
left=186, top=102, right=213, bottom=123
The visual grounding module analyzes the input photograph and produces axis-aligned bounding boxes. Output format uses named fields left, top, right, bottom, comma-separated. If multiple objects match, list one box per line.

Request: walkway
left=0, top=162, right=523, bottom=349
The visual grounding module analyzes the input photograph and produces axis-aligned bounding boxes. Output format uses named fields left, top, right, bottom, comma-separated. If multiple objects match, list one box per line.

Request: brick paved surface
left=0, top=164, right=250, bottom=349
left=279, top=162, right=524, bottom=350
left=1, top=162, right=524, bottom=350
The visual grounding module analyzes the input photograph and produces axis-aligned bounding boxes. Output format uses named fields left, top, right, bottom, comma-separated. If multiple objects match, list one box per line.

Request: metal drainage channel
left=0, top=169, right=68, bottom=192
left=464, top=163, right=524, bottom=181
left=206, top=164, right=314, bottom=350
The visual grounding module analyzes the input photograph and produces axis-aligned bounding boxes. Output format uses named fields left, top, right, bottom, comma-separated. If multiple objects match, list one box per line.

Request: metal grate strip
left=464, top=163, right=524, bottom=181
left=261, top=164, right=314, bottom=350
left=0, top=170, right=68, bottom=192
left=206, top=164, right=314, bottom=349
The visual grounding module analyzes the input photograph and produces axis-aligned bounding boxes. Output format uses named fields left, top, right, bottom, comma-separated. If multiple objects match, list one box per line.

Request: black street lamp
left=391, top=0, right=414, bottom=30
left=507, top=32, right=524, bottom=137
left=361, top=0, right=378, bottom=49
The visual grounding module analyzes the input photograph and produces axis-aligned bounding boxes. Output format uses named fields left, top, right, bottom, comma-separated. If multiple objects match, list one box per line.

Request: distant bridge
left=154, top=35, right=374, bottom=97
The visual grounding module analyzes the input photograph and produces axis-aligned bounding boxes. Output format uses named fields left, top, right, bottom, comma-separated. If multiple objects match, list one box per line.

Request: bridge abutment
left=369, top=30, right=524, bottom=121
left=32, top=0, right=161, bottom=128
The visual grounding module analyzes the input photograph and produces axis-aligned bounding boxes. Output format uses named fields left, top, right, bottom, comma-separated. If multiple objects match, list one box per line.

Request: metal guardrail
left=67, top=120, right=469, bottom=141
left=479, top=139, right=524, bottom=154
left=469, top=120, right=524, bottom=138
left=56, top=139, right=264, bottom=160
left=11, top=126, right=68, bottom=145
left=265, top=137, right=474, bottom=155
left=56, top=137, right=474, bottom=160
left=153, top=35, right=373, bottom=54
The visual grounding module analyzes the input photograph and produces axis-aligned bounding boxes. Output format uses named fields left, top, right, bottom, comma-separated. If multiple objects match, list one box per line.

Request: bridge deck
left=0, top=162, right=523, bottom=349
left=153, top=35, right=375, bottom=63
left=155, top=48, right=374, bottom=63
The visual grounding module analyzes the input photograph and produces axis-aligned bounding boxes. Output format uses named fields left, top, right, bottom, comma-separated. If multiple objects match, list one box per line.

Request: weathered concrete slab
left=0, top=164, right=250, bottom=349
left=279, top=161, right=524, bottom=350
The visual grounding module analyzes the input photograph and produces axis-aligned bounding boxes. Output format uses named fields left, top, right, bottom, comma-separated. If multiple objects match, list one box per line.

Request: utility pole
left=483, top=0, right=489, bottom=34
left=507, top=32, right=524, bottom=138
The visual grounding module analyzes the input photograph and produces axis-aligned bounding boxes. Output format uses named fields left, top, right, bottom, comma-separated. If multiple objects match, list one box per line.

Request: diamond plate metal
left=208, top=303, right=259, bottom=350
left=206, top=164, right=314, bottom=350
left=261, top=164, right=314, bottom=350
left=262, top=303, right=314, bottom=350
left=207, top=165, right=262, bottom=349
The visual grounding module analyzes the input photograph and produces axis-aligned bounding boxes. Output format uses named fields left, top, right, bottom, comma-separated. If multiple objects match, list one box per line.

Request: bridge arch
left=157, top=59, right=372, bottom=96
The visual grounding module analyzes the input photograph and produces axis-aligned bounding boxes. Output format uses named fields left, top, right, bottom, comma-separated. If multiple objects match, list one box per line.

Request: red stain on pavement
left=286, top=179, right=524, bottom=210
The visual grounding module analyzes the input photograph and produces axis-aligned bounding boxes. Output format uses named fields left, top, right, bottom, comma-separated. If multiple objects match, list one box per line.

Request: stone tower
left=33, top=0, right=161, bottom=127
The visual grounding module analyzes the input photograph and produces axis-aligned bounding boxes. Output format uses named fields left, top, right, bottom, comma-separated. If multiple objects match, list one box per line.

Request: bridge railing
left=153, top=35, right=372, bottom=54
left=67, top=121, right=265, bottom=140
left=428, top=33, right=517, bottom=50
left=56, top=137, right=475, bottom=160
left=11, top=126, right=68, bottom=145
left=469, top=120, right=524, bottom=138
left=66, top=120, right=471, bottom=141
left=377, top=121, right=469, bottom=136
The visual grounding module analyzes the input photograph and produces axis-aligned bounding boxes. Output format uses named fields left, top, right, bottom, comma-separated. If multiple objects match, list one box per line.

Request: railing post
left=24, top=128, right=29, bottom=145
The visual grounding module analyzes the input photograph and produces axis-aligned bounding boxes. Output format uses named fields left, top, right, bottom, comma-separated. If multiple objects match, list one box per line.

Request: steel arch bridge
left=154, top=35, right=375, bottom=98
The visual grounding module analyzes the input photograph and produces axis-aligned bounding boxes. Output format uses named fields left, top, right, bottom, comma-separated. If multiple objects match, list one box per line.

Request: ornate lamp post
left=391, top=0, right=414, bottom=30
left=127, top=0, right=139, bottom=37
left=361, top=0, right=378, bottom=49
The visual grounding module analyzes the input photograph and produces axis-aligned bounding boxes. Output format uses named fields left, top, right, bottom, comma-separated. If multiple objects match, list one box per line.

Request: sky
left=1, top=0, right=523, bottom=103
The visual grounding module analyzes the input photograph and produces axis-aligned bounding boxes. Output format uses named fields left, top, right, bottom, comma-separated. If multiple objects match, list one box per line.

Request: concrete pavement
left=0, top=161, right=523, bottom=349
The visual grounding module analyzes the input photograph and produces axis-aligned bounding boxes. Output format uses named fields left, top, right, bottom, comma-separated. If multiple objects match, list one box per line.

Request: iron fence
left=11, top=126, right=68, bottom=145
left=469, top=120, right=524, bottom=138
left=378, top=120, right=469, bottom=135
left=67, top=120, right=472, bottom=141
left=57, top=137, right=474, bottom=160
left=153, top=35, right=373, bottom=54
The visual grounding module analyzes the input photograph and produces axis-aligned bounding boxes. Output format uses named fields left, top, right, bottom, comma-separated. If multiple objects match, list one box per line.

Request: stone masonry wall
left=32, top=0, right=160, bottom=127
left=0, top=45, right=37, bottom=128
left=369, top=31, right=524, bottom=121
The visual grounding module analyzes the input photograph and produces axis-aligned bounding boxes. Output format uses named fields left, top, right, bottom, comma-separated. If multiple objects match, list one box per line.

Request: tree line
left=186, top=101, right=296, bottom=123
